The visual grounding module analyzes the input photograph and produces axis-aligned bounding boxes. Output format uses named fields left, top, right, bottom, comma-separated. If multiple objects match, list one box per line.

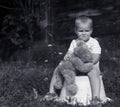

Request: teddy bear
left=54, top=40, right=93, bottom=97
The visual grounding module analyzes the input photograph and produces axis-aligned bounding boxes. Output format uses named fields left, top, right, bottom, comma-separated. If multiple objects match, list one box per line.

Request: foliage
left=0, top=0, right=49, bottom=60
left=10, top=41, right=66, bottom=67
left=0, top=13, right=44, bottom=60
left=0, top=61, right=54, bottom=107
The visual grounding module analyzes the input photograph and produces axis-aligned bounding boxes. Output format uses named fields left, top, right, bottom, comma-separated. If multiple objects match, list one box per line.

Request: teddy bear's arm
left=81, top=63, right=93, bottom=73
left=70, top=56, right=93, bottom=73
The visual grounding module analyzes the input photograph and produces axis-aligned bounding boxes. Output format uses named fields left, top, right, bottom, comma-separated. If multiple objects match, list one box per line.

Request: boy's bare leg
left=49, top=61, right=63, bottom=93
left=49, top=68, right=58, bottom=93
left=43, top=68, right=58, bottom=100
left=88, top=67, right=101, bottom=100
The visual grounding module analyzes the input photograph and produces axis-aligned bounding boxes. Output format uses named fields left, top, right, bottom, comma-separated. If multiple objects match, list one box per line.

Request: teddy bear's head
left=74, top=40, right=93, bottom=63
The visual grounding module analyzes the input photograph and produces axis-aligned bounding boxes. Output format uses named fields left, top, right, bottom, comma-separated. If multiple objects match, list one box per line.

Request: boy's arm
left=92, top=53, right=100, bottom=65
left=64, top=51, right=73, bottom=60
left=91, top=39, right=101, bottom=64
left=64, top=40, right=76, bottom=60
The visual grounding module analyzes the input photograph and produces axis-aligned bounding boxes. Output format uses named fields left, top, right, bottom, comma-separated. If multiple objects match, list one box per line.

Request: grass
left=0, top=35, right=120, bottom=107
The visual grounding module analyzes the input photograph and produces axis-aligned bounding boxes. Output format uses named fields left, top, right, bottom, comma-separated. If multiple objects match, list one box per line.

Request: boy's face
left=75, top=22, right=93, bottom=42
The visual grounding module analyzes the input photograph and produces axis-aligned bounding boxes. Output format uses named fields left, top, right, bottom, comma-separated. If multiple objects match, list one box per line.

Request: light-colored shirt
left=68, top=37, right=101, bottom=54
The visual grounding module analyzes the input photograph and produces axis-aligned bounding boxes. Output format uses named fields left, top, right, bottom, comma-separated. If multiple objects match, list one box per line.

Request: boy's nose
left=82, top=31, right=86, bottom=35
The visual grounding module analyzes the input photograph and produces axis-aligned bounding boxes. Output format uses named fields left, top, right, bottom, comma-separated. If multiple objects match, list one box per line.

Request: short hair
left=75, top=15, right=93, bottom=29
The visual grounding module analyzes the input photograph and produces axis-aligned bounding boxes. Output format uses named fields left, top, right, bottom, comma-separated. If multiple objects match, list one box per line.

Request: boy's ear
left=74, top=28, right=77, bottom=34
left=90, top=28, right=93, bottom=34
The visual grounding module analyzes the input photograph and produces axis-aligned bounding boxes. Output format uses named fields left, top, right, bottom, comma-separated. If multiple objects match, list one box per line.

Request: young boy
left=45, top=16, right=101, bottom=105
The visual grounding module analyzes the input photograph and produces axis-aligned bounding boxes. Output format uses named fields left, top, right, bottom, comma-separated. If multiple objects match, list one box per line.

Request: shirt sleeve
left=91, top=39, right=101, bottom=54
left=68, top=40, right=77, bottom=53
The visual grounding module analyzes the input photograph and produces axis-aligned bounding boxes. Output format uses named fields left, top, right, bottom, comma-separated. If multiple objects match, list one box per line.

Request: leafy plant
left=0, top=0, right=51, bottom=60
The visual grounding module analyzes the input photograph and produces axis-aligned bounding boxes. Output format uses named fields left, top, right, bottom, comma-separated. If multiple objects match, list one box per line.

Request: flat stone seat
left=59, top=76, right=111, bottom=105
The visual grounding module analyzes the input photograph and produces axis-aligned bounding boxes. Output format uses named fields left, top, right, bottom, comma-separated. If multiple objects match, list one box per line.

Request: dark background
left=0, top=0, right=120, bottom=61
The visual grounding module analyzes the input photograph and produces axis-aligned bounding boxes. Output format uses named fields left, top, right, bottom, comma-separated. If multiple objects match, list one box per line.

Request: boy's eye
left=78, top=30, right=90, bottom=32
left=78, top=30, right=85, bottom=32
left=85, top=30, right=90, bottom=32
left=78, top=30, right=83, bottom=32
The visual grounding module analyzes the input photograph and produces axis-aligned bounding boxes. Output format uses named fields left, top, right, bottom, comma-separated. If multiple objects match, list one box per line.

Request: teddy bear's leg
left=61, top=69, right=76, bottom=85
left=60, top=83, right=78, bottom=100
left=61, top=69, right=78, bottom=97
left=54, top=61, right=74, bottom=89
left=49, top=60, right=75, bottom=93
left=65, top=84, right=78, bottom=97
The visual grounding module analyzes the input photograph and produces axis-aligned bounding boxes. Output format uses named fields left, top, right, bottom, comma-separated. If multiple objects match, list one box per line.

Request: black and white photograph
left=0, top=0, right=120, bottom=107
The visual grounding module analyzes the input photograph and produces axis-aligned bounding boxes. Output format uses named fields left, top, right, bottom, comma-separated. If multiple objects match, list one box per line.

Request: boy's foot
left=43, top=92, right=58, bottom=101
left=91, top=96, right=102, bottom=107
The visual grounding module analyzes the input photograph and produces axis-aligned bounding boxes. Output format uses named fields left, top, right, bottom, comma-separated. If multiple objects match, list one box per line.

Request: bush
left=0, top=13, right=43, bottom=61
left=10, top=41, right=67, bottom=67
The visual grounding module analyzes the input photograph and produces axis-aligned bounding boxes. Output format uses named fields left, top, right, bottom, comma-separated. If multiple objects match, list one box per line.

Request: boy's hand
left=64, top=52, right=72, bottom=61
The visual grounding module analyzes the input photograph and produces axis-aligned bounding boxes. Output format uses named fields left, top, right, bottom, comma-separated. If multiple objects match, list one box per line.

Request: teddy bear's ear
left=76, top=40, right=87, bottom=47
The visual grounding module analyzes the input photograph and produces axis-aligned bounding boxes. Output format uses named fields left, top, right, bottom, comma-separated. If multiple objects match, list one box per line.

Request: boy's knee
left=88, top=68, right=100, bottom=77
